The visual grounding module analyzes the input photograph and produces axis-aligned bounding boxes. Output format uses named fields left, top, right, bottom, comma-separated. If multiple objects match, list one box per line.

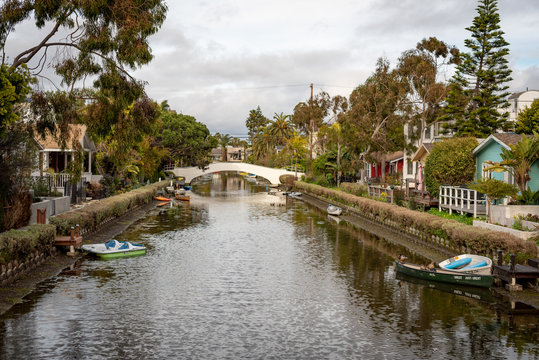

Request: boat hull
left=395, top=261, right=494, bottom=288
left=96, top=249, right=147, bottom=259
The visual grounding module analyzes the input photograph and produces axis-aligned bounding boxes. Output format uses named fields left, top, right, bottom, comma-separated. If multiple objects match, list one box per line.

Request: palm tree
left=215, top=133, right=232, bottom=162
left=252, top=127, right=273, bottom=162
left=268, top=112, right=293, bottom=146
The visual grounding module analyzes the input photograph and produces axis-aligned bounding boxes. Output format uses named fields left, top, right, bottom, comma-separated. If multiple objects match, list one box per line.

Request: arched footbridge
left=171, top=163, right=304, bottom=185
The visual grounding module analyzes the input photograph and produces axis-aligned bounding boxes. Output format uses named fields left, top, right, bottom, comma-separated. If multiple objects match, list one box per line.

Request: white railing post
left=473, top=189, right=477, bottom=218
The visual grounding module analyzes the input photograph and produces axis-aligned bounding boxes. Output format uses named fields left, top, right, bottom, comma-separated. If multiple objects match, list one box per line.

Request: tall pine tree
left=442, top=0, right=512, bottom=137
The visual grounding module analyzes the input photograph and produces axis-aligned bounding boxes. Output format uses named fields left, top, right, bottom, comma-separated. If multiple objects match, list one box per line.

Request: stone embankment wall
left=0, top=181, right=168, bottom=286
left=0, top=224, right=57, bottom=285
left=295, top=182, right=537, bottom=262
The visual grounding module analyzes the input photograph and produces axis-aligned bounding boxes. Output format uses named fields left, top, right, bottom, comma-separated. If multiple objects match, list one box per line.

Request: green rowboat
left=395, top=260, right=494, bottom=288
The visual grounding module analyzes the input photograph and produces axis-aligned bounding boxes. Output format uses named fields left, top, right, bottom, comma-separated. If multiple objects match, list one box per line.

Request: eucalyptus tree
left=292, top=90, right=330, bottom=162
left=442, top=0, right=512, bottom=137
left=1, top=0, right=167, bottom=141
left=397, top=37, right=458, bottom=146
left=341, top=57, right=406, bottom=184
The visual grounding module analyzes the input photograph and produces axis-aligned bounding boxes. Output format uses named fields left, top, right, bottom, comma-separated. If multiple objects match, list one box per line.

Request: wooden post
left=70, top=227, right=74, bottom=241
left=510, top=254, right=516, bottom=285
left=75, top=224, right=80, bottom=237
left=497, top=250, right=503, bottom=266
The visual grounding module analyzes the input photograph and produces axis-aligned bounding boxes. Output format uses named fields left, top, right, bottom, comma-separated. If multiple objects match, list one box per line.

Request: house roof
left=34, top=124, right=94, bottom=151
left=473, top=132, right=529, bottom=155
left=387, top=151, right=404, bottom=163
left=508, top=90, right=539, bottom=99
left=411, top=143, right=435, bottom=162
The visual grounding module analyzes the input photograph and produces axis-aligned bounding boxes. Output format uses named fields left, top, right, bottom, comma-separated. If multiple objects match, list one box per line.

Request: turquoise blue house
left=473, top=133, right=539, bottom=192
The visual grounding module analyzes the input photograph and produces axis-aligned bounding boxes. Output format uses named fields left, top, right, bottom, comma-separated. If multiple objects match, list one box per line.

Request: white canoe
left=327, top=204, right=343, bottom=216
left=439, top=254, right=492, bottom=275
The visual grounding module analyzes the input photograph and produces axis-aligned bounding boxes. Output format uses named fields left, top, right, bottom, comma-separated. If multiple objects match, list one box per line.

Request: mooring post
left=510, top=254, right=516, bottom=285
left=75, top=224, right=80, bottom=237
left=497, top=250, right=503, bottom=266
left=70, top=226, right=74, bottom=241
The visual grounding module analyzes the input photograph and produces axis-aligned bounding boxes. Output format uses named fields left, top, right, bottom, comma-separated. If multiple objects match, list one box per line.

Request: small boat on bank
left=156, top=201, right=169, bottom=207
left=176, top=194, right=190, bottom=202
left=395, top=259, right=494, bottom=288
left=82, top=240, right=147, bottom=259
left=439, top=254, right=493, bottom=275
left=327, top=204, right=343, bottom=216
left=154, top=196, right=171, bottom=202
left=288, top=192, right=302, bottom=197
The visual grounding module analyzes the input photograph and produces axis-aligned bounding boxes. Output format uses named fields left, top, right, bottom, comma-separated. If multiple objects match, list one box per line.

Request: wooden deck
left=493, top=264, right=539, bottom=284
left=54, top=225, right=83, bottom=249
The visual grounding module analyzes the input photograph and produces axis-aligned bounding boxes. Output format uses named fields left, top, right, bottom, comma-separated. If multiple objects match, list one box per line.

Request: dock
left=492, top=253, right=539, bottom=291
left=55, top=225, right=83, bottom=255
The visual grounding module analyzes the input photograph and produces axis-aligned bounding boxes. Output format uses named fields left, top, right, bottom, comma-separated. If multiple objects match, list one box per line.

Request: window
left=481, top=162, right=491, bottom=179
left=424, top=126, right=431, bottom=139
left=407, top=161, right=413, bottom=175
left=505, top=171, right=515, bottom=185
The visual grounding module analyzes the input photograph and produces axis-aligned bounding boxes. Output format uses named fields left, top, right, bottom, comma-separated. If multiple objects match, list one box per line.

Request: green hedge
left=50, top=180, right=168, bottom=235
left=295, top=182, right=537, bottom=260
left=0, top=224, right=56, bottom=265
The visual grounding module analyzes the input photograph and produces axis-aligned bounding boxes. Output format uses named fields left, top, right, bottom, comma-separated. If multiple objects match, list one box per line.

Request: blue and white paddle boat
left=438, top=254, right=492, bottom=275
left=82, top=240, right=147, bottom=259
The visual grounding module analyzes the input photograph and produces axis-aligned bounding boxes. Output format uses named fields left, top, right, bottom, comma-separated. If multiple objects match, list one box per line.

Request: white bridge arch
left=172, top=163, right=303, bottom=185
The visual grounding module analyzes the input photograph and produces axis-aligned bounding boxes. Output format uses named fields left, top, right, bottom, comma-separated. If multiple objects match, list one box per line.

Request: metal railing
left=438, top=186, right=487, bottom=217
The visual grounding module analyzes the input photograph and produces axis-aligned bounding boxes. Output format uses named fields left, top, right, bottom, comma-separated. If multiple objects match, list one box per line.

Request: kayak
left=154, top=196, right=171, bottom=202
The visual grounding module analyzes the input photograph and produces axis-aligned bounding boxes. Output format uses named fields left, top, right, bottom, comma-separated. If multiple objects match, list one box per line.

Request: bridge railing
left=284, top=165, right=305, bottom=173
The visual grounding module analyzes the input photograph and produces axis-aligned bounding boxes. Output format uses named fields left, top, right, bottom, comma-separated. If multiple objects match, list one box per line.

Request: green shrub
left=50, top=180, right=168, bottom=235
left=424, top=137, right=478, bottom=198
left=0, top=224, right=56, bottom=265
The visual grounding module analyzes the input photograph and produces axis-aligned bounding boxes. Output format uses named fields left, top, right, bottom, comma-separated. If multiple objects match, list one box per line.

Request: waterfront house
left=367, top=151, right=403, bottom=184
left=472, top=133, right=539, bottom=192
left=32, top=124, right=99, bottom=192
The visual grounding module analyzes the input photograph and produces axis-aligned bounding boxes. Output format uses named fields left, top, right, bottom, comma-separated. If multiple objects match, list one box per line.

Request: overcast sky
left=5, top=0, right=539, bottom=135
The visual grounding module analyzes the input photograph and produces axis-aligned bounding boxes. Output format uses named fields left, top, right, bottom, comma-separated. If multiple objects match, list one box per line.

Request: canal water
left=0, top=173, right=537, bottom=359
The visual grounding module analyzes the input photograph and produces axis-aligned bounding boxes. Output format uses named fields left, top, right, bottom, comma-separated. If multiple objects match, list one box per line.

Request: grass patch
left=427, top=209, right=479, bottom=225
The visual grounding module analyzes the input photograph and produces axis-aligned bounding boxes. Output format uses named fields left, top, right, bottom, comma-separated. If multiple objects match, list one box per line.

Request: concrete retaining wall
left=30, top=200, right=51, bottom=224
left=473, top=220, right=539, bottom=240
left=491, top=205, right=539, bottom=227
left=29, top=196, right=71, bottom=225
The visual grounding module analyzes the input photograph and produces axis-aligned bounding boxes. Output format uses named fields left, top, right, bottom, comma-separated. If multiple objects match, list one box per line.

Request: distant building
left=505, top=90, right=539, bottom=123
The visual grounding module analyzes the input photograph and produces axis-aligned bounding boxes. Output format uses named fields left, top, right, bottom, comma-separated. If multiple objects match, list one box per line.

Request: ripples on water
left=0, top=173, right=537, bottom=359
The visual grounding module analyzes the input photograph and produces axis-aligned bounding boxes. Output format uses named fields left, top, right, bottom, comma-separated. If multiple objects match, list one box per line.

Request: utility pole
left=309, top=83, right=313, bottom=163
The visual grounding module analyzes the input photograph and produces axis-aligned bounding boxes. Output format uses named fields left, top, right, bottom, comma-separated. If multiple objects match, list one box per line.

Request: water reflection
left=0, top=173, right=537, bottom=359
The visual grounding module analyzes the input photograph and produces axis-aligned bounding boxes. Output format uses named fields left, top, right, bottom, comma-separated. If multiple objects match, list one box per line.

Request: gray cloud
left=3, top=0, right=538, bottom=135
